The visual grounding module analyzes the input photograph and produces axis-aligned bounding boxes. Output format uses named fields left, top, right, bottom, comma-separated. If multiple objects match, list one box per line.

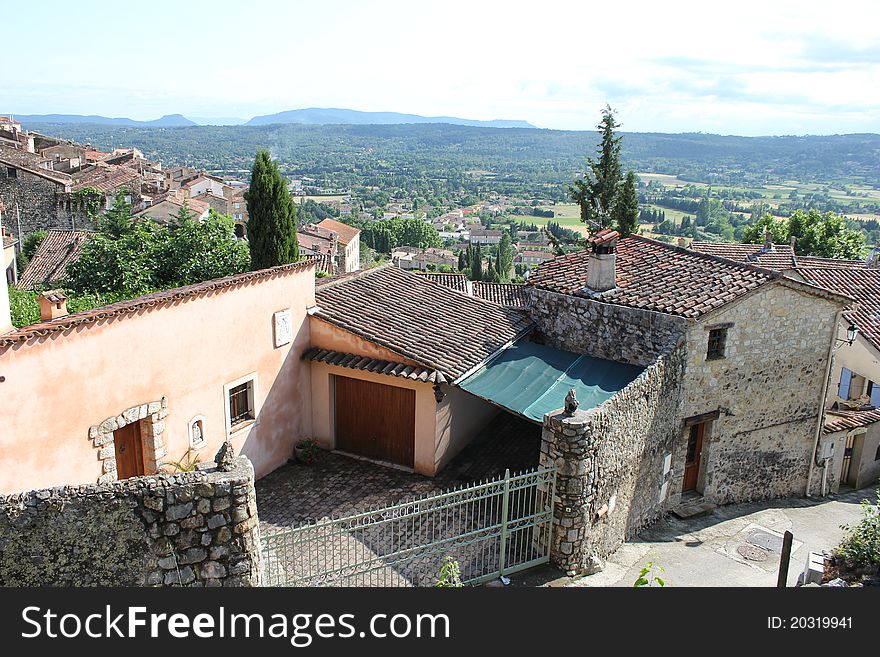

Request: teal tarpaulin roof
left=457, top=341, right=645, bottom=423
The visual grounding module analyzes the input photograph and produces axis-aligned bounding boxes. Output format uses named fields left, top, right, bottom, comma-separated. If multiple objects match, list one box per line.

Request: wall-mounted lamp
left=836, top=324, right=858, bottom=346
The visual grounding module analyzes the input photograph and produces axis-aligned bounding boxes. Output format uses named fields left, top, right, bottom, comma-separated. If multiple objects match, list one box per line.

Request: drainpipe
left=806, top=309, right=842, bottom=497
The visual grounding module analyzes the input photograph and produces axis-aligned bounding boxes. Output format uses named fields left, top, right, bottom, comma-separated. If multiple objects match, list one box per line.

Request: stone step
left=670, top=499, right=716, bottom=519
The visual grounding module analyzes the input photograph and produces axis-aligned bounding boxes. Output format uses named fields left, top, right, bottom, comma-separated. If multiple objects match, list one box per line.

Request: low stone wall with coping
left=540, top=341, right=685, bottom=575
left=0, top=455, right=262, bottom=586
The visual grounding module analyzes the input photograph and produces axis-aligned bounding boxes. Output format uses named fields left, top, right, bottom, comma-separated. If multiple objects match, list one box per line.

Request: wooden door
left=840, top=433, right=856, bottom=486
left=114, top=422, right=145, bottom=480
left=335, top=375, right=416, bottom=468
left=682, top=423, right=705, bottom=492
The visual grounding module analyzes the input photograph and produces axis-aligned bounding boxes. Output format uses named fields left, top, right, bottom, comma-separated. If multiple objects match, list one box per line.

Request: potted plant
left=294, top=438, right=317, bottom=465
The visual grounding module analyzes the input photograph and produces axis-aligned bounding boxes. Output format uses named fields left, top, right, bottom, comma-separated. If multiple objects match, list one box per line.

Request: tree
left=457, top=250, right=467, bottom=272
left=570, top=105, right=622, bottom=228
left=101, top=191, right=134, bottom=238
left=158, top=210, right=250, bottom=286
left=742, top=209, right=865, bottom=260
left=496, top=231, right=513, bottom=282
left=613, top=171, right=640, bottom=237
left=245, top=149, right=298, bottom=270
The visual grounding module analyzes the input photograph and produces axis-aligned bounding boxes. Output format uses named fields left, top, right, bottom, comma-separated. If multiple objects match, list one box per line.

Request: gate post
left=540, top=408, right=592, bottom=576
left=498, top=468, right=511, bottom=576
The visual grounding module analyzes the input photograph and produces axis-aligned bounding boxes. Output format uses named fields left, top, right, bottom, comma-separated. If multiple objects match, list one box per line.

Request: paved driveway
left=569, top=485, right=879, bottom=587
left=256, top=412, right=541, bottom=532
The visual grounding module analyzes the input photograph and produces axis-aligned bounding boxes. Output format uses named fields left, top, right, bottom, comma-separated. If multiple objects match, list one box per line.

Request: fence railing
left=262, top=466, right=556, bottom=586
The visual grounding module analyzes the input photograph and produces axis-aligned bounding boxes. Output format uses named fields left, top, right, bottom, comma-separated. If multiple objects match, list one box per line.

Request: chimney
left=763, top=225, right=774, bottom=252
left=0, top=211, right=13, bottom=334
left=677, top=237, right=688, bottom=248
left=867, top=248, right=880, bottom=269
left=585, top=228, right=620, bottom=293
left=39, top=289, right=69, bottom=322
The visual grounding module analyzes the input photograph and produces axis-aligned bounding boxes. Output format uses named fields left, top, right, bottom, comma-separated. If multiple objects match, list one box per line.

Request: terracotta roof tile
left=17, top=229, right=92, bottom=290
left=797, top=267, right=880, bottom=352
left=472, top=282, right=528, bottom=308
left=691, top=242, right=797, bottom=270
left=314, top=266, right=533, bottom=380
left=1, top=260, right=316, bottom=348
left=413, top=272, right=468, bottom=293
left=317, top=218, right=360, bottom=245
left=71, top=164, right=142, bottom=193
left=303, top=347, right=444, bottom=383
left=824, top=408, right=880, bottom=433
left=794, top=255, right=868, bottom=269
left=529, top=236, right=781, bottom=319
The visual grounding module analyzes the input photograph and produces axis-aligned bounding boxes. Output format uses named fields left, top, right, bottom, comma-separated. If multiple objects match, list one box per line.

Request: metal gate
left=261, top=466, right=556, bottom=586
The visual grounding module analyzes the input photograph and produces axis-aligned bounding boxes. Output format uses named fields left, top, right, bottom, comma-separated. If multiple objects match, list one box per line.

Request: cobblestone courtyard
left=256, top=411, right=541, bottom=532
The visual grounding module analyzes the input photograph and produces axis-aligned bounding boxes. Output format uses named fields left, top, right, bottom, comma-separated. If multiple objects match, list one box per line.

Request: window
left=228, top=382, right=254, bottom=427
left=6, top=167, right=16, bottom=178
left=224, top=373, right=257, bottom=434
left=706, top=328, right=727, bottom=360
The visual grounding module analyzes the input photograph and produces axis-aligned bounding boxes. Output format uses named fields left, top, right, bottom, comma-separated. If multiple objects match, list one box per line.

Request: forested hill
left=22, top=121, right=880, bottom=191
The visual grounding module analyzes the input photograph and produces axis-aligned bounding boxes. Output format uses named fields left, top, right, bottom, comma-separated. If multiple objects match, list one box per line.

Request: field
left=533, top=204, right=590, bottom=235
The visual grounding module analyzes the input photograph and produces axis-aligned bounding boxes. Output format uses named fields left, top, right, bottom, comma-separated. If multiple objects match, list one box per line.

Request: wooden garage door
left=335, top=375, right=416, bottom=468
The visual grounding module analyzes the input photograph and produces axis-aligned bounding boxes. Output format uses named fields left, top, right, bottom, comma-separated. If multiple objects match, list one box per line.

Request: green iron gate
left=261, top=466, right=556, bottom=586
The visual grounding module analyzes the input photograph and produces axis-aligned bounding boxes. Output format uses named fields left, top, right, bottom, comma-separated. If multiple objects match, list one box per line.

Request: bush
left=836, top=490, right=880, bottom=570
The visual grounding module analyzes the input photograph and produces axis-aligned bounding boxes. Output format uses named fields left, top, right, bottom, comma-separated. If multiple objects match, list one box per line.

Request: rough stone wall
left=0, top=170, right=74, bottom=236
left=540, top=342, right=685, bottom=574
left=0, top=456, right=262, bottom=587
left=677, top=283, right=841, bottom=505
left=528, top=288, right=686, bottom=366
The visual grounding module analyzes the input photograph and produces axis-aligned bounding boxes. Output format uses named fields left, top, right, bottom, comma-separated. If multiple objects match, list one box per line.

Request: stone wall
left=0, top=456, right=262, bottom=586
left=0, top=170, right=78, bottom=237
left=528, top=288, right=686, bottom=367
left=540, top=341, right=685, bottom=574
left=676, top=282, right=842, bottom=505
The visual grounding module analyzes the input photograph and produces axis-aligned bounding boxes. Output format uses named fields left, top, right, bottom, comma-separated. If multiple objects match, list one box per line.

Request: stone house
left=468, top=228, right=503, bottom=245
left=529, top=232, right=851, bottom=507
left=0, top=144, right=77, bottom=235
left=317, top=218, right=360, bottom=273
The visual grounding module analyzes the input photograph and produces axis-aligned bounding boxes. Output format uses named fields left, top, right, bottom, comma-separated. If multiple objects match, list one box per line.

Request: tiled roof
left=413, top=272, right=468, bottom=293
left=824, top=408, right=880, bottom=433
left=529, top=235, right=847, bottom=319
left=794, top=255, right=868, bottom=269
left=17, top=229, right=92, bottom=290
left=303, top=347, right=444, bottom=383
left=691, top=241, right=870, bottom=272
left=134, top=195, right=210, bottom=223
left=3, top=233, right=16, bottom=249
left=317, top=218, right=360, bottom=245
left=472, top=282, right=528, bottom=308
left=314, top=266, right=533, bottom=380
left=298, top=231, right=335, bottom=256
left=690, top=242, right=797, bottom=271
left=71, top=165, right=142, bottom=193
left=0, top=144, right=71, bottom=186
left=797, top=268, right=880, bottom=352
left=1, top=260, right=316, bottom=348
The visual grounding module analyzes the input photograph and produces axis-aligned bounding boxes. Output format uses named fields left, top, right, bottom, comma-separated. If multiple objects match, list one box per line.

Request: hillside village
left=1, top=116, right=879, bottom=588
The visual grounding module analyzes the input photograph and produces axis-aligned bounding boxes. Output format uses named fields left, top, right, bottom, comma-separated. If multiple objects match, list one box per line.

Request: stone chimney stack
left=0, top=207, right=13, bottom=335
left=763, top=225, right=774, bottom=252
left=677, top=237, right=688, bottom=248
left=39, top=290, right=69, bottom=322
left=585, top=228, right=620, bottom=293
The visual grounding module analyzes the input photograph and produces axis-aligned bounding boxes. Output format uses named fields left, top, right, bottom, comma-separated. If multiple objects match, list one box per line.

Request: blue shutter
left=838, top=368, right=853, bottom=399
left=871, top=382, right=880, bottom=407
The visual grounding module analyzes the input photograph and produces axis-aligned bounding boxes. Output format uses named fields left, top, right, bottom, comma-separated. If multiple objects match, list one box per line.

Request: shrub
left=837, top=490, right=880, bottom=569
left=434, top=556, right=463, bottom=587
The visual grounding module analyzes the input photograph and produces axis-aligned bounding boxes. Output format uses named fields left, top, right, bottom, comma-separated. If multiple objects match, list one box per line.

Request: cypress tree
left=613, top=171, right=640, bottom=237
left=245, top=149, right=299, bottom=270
left=570, top=105, right=622, bottom=228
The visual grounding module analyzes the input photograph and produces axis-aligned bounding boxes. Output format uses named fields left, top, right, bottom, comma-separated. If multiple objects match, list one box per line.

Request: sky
left=3, top=0, right=879, bottom=135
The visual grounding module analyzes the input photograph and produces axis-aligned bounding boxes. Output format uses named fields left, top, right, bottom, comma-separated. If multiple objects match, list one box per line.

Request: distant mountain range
left=244, top=108, right=536, bottom=128
left=9, top=108, right=535, bottom=129
left=10, top=113, right=197, bottom=127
